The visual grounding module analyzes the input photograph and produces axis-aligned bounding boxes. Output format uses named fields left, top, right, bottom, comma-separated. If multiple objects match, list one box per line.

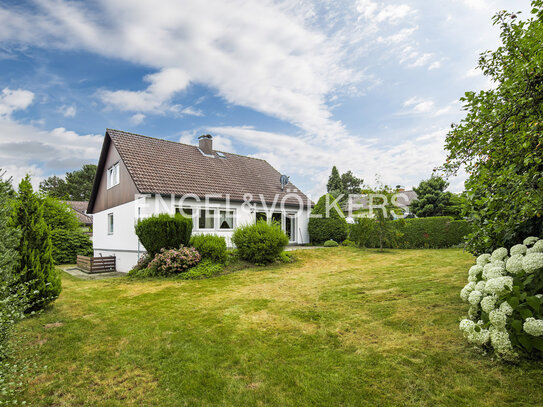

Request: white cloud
left=181, top=106, right=203, bottom=117
left=0, top=88, right=34, bottom=117
left=464, top=67, right=482, bottom=78
left=403, top=96, right=435, bottom=114
left=60, top=104, right=76, bottom=117
left=130, top=113, right=145, bottom=125
left=0, top=88, right=102, bottom=186
left=356, top=0, right=413, bottom=24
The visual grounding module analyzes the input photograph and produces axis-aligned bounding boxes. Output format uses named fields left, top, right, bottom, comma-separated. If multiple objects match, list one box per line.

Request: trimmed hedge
left=50, top=229, right=93, bottom=264
left=349, top=216, right=471, bottom=249
left=308, top=194, right=348, bottom=244
left=135, top=213, right=192, bottom=257
left=232, top=220, right=289, bottom=265
left=190, top=234, right=227, bottom=264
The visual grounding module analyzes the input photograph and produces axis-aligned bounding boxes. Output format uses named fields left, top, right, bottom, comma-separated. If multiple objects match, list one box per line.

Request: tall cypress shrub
left=11, top=176, right=61, bottom=310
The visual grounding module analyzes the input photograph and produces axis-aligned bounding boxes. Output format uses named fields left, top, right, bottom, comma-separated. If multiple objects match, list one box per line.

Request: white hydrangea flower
left=491, top=259, right=506, bottom=268
left=489, top=309, right=507, bottom=329
left=460, top=282, right=476, bottom=302
left=491, top=247, right=508, bottom=262
left=532, top=240, right=543, bottom=253
left=468, top=290, right=483, bottom=305
left=476, top=253, right=491, bottom=266
left=523, top=236, right=539, bottom=247
left=490, top=327, right=516, bottom=360
left=469, top=327, right=490, bottom=346
left=475, top=281, right=486, bottom=292
left=459, top=319, right=475, bottom=333
left=522, top=253, right=543, bottom=274
left=468, top=265, right=483, bottom=280
left=499, top=301, right=514, bottom=316
left=510, top=244, right=527, bottom=256
left=483, top=266, right=505, bottom=280
left=484, top=276, right=513, bottom=296
left=523, top=318, right=543, bottom=336
left=506, top=254, right=524, bottom=274
left=536, top=294, right=543, bottom=299
left=480, top=295, right=498, bottom=313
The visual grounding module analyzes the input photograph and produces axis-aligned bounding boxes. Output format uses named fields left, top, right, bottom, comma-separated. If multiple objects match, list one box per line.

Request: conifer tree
left=11, top=176, right=61, bottom=310
left=326, top=166, right=343, bottom=197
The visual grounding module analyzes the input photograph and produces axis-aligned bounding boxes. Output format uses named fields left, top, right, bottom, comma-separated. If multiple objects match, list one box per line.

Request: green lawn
left=13, top=248, right=543, bottom=406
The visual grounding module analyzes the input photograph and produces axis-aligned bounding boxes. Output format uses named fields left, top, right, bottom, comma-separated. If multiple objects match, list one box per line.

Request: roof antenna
left=280, top=174, right=289, bottom=191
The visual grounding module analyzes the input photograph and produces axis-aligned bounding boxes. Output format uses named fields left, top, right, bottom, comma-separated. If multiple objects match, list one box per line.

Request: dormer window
left=107, top=162, right=120, bottom=189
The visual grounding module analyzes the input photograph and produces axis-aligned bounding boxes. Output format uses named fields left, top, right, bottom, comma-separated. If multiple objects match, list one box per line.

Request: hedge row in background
left=350, top=216, right=471, bottom=249
left=308, top=194, right=348, bottom=244
left=51, top=229, right=93, bottom=264
left=135, top=213, right=192, bottom=257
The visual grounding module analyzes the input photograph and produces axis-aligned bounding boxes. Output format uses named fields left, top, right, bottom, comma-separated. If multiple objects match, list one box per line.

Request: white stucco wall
left=93, top=195, right=310, bottom=272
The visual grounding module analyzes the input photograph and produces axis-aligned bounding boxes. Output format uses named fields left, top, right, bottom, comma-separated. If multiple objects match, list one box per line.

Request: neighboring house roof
left=64, top=200, right=93, bottom=225
left=88, top=129, right=311, bottom=213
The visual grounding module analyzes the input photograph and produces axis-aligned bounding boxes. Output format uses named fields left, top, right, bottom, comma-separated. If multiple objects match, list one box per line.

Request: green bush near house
left=308, top=194, right=348, bottom=244
left=232, top=220, right=289, bottom=265
left=135, top=213, right=192, bottom=257
left=50, top=229, right=93, bottom=264
left=349, top=216, right=471, bottom=249
left=340, top=239, right=356, bottom=247
left=323, top=239, right=338, bottom=247
left=190, top=234, right=227, bottom=264
left=178, top=259, right=224, bottom=280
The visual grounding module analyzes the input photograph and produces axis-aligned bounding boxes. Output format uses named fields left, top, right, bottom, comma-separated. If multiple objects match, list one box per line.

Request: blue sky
left=0, top=0, right=534, bottom=197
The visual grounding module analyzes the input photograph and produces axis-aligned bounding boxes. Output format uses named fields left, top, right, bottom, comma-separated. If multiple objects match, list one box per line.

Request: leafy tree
left=341, top=171, right=364, bottom=195
left=326, top=166, right=343, bottom=197
left=11, top=176, right=61, bottom=310
left=40, top=164, right=97, bottom=201
left=368, top=183, right=403, bottom=251
left=410, top=176, right=454, bottom=218
left=440, top=2, right=543, bottom=254
left=42, top=197, right=82, bottom=231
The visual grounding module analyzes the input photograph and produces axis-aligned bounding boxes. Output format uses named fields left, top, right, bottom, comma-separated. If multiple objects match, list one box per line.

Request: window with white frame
left=175, top=207, right=194, bottom=219
left=198, top=209, right=215, bottom=229
left=107, top=213, right=114, bottom=234
left=219, top=210, right=234, bottom=229
left=107, top=162, right=120, bottom=189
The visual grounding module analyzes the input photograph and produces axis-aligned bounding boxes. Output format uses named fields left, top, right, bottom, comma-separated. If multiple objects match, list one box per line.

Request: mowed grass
left=13, top=248, right=543, bottom=406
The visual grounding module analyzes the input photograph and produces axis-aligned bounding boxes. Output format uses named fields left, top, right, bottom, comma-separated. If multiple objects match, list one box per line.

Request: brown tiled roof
left=104, top=129, right=310, bottom=207
left=63, top=200, right=93, bottom=225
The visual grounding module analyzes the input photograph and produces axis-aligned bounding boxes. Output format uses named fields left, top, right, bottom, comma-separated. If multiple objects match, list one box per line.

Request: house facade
left=87, top=129, right=311, bottom=272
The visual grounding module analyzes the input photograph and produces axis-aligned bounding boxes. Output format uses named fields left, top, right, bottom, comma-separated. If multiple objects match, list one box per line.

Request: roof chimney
left=198, top=134, right=213, bottom=155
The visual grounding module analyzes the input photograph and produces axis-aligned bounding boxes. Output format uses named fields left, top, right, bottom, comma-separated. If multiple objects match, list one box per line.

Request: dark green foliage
left=0, top=172, right=20, bottom=279
left=231, top=220, right=289, bottom=265
left=341, top=171, right=364, bottom=195
left=50, top=230, right=92, bottom=264
left=178, top=259, right=224, bottom=280
left=323, top=240, right=338, bottom=247
left=11, top=176, right=61, bottom=310
left=326, top=166, right=343, bottom=197
left=277, top=251, right=295, bottom=263
left=349, top=216, right=471, bottom=249
left=440, top=2, right=543, bottom=254
left=40, top=164, right=97, bottom=200
left=410, top=176, right=456, bottom=218
left=135, top=213, right=192, bottom=257
left=190, top=234, right=227, bottom=264
left=308, top=194, right=348, bottom=244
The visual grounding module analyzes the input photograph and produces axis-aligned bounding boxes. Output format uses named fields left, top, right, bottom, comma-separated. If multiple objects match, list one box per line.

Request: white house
left=87, top=129, right=312, bottom=272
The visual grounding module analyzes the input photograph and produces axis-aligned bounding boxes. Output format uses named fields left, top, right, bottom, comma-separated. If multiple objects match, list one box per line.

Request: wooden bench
left=77, top=255, right=116, bottom=273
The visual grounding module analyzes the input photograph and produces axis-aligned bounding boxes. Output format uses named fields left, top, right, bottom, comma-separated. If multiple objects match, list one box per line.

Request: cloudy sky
left=0, top=0, right=533, bottom=197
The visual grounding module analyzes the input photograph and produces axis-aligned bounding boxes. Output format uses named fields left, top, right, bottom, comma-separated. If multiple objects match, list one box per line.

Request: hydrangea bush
left=459, top=236, right=543, bottom=361
left=145, top=246, right=201, bottom=277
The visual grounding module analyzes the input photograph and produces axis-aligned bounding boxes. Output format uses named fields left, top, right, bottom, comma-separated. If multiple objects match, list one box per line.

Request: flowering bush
left=459, top=236, right=543, bottom=361
left=146, top=246, right=201, bottom=277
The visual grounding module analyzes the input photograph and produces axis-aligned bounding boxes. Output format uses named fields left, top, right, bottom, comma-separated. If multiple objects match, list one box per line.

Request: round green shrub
left=340, top=239, right=356, bottom=247
left=135, top=213, right=192, bottom=257
left=308, top=194, right=348, bottom=244
left=232, top=220, right=289, bottom=265
left=324, top=239, right=338, bottom=247
left=190, top=234, right=227, bottom=264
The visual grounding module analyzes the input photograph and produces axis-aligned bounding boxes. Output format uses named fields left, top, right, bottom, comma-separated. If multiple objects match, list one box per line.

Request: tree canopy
left=410, top=176, right=455, bottom=218
left=40, top=164, right=97, bottom=201
left=440, top=2, right=543, bottom=253
left=326, top=167, right=363, bottom=199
